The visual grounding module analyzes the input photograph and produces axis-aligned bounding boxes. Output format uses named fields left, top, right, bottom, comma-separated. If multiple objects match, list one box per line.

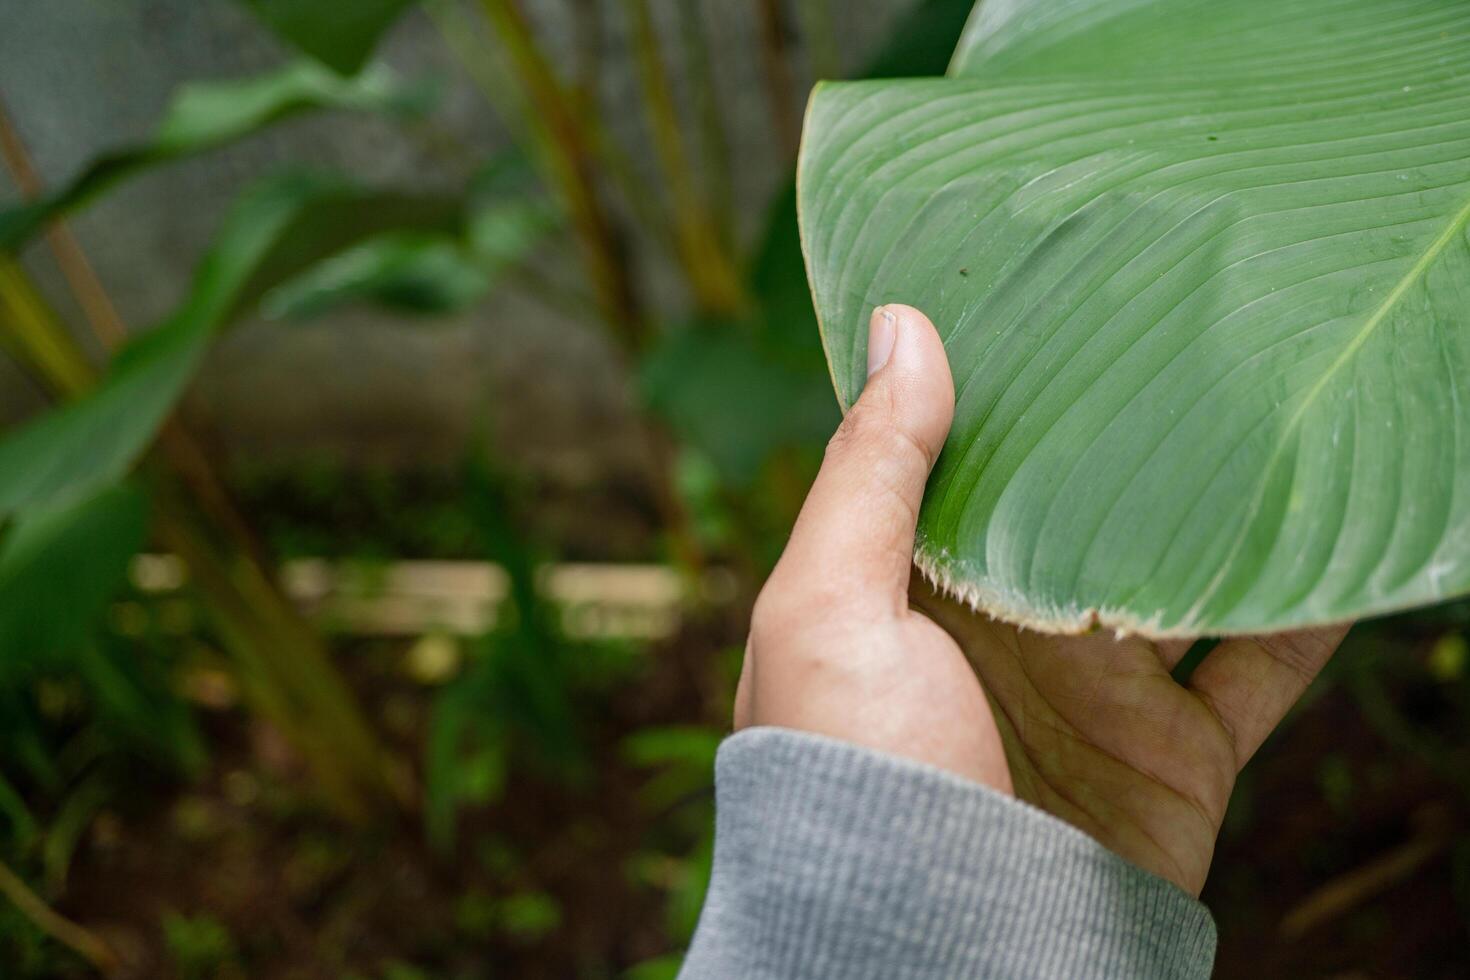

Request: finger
left=1188, top=623, right=1350, bottom=769
left=766, top=304, right=954, bottom=615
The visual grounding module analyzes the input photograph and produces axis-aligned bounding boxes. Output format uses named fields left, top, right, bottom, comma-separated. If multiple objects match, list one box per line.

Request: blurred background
left=0, top=1, right=1466, bottom=977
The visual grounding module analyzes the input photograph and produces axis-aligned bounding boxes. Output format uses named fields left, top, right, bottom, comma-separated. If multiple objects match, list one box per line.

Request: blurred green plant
left=0, top=598, right=204, bottom=976
left=163, top=910, right=240, bottom=980
left=0, top=0, right=978, bottom=969
left=625, top=725, right=718, bottom=938
left=425, top=455, right=606, bottom=848
left=0, top=61, right=433, bottom=252
left=235, top=0, right=420, bottom=75
left=1, top=1, right=1466, bottom=974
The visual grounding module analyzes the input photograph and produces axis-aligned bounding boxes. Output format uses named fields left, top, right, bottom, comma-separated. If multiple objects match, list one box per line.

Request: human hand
left=736, top=303, right=1349, bottom=895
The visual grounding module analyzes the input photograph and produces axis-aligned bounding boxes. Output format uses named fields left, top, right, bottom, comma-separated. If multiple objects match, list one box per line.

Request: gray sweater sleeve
left=680, top=727, right=1215, bottom=979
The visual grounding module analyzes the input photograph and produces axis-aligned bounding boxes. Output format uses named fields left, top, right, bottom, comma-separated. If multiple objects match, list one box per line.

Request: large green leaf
left=0, top=60, right=430, bottom=253
left=236, top=0, right=419, bottom=76
left=799, top=0, right=1470, bottom=636
left=0, top=173, right=459, bottom=523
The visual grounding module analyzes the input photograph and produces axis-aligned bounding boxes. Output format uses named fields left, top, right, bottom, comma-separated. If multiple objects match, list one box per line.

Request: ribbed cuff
left=681, top=727, right=1215, bottom=979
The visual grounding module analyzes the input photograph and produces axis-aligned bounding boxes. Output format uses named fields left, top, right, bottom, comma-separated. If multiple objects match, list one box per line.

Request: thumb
left=770, top=304, right=955, bottom=614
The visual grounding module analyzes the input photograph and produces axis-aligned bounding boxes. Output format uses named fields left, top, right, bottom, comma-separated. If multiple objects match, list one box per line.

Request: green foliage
left=77, top=631, right=206, bottom=777
left=236, top=0, right=419, bottom=75
left=496, top=890, right=562, bottom=942
left=0, top=173, right=476, bottom=527
left=0, top=0, right=1005, bottom=972
left=0, top=899, right=81, bottom=978
left=0, top=175, right=332, bottom=521
left=0, top=60, right=431, bottom=252
left=260, top=154, right=559, bottom=320
left=624, top=953, right=685, bottom=980
left=0, top=477, right=201, bottom=786
left=261, top=232, right=495, bottom=318
left=669, top=450, right=736, bottom=552
left=645, top=0, right=1001, bottom=493
left=465, top=153, right=564, bottom=279
left=800, top=0, right=1470, bottom=635
left=624, top=723, right=719, bottom=964
left=162, top=911, right=239, bottom=980
left=865, top=0, right=989, bottom=79
left=641, top=326, right=837, bottom=487
left=425, top=457, right=587, bottom=849
left=1429, top=632, right=1467, bottom=682
left=0, top=484, right=145, bottom=663
left=379, top=961, right=436, bottom=980
left=622, top=726, right=720, bottom=813
left=1316, top=754, right=1354, bottom=815
left=0, top=623, right=205, bottom=973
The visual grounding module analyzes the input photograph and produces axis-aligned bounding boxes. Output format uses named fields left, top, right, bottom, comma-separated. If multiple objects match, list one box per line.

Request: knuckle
left=1262, top=632, right=1331, bottom=683
left=749, top=572, right=851, bottom=648
left=824, top=408, right=868, bottom=462
left=829, top=401, right=933, bottom=472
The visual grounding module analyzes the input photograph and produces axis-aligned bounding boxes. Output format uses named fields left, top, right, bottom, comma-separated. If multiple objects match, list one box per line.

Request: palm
left=912, top=578, right=1347, bottom=895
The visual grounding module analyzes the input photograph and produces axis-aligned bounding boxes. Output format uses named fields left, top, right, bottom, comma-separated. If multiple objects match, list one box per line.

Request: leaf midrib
left=1186, top=189, right=1470, bottom=625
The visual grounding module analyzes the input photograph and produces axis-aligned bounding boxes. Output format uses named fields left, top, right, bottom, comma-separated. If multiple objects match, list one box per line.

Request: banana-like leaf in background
left=260, top=232, right=495, bottom=319
left=0, top=172, right=460, bottom=523
left=0, top=60, right=433, bottom=253
left=260, top=155, right=560, bottom=320
left=799, top=0, right=1470, bottom=636
left=236, top=0, right=419, bottom=76
left=0, top=483, right=146, bottom=663
left=0, top=478, right=205, bottom=781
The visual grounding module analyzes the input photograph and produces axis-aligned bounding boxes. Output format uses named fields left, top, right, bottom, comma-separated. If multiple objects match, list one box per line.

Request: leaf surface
left=237, top=0, right=418, bottom=75
left=0, top=483, right=146, bottom=663
left=799, top=0, right=1470, bottom=634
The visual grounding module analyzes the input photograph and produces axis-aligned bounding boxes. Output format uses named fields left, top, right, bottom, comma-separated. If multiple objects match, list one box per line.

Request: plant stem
left=431, top=1, right=710, bottom=570
left=426, top=0, right=678, bottom=281
left=423, top=0, right=525, bottom=128
left=0, top=858, right=119, bottom=976
left=675, top=0, right=736, bottom=255
left=474, top=0, right=646, bottom=349
left=622, top=0, right=745, bottom=314
left=0, top=257, right=94, bottom=397
left=151, top=487, right=400, bottom=818
left=755, top=0, right=802, bottom=161
left=0, top=96, right=127, bottom=348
